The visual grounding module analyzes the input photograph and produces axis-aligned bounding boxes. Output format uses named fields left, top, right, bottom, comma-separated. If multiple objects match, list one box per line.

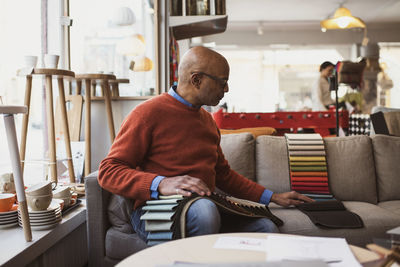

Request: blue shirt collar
left=168, top=86, right=194, bottom=108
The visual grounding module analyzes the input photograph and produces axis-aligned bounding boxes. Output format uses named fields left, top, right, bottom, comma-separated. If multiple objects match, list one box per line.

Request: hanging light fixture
left=116, top=34, right=146, bottom=56
left=321, top=6, right=365, bottom=31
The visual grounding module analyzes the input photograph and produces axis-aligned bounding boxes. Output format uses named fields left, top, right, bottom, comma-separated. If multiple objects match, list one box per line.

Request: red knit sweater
left=98, top=93, right=266, bottom=209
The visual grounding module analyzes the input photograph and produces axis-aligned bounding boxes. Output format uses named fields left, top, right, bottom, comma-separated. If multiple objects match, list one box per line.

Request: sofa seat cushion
left=324, top=136, right=378, bottom=204
left=105, top=227, right=147, bottom=260
left=378, top=201, right=400, bottom=216
left=220, top=133, right=256, bottom=181
left=371, top=135, right=400, bottom=201
left=269, top=201, right=400, bottom=246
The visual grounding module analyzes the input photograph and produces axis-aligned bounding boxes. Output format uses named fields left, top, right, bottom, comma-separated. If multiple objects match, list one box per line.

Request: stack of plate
left=0, top=205, right=18, bottom=229
left=18, top=201, right=62, bottom=230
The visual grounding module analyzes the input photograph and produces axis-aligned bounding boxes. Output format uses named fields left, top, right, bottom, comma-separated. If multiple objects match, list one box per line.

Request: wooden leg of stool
left=58, top=78, right=76, bottom=183
left=76, top=80, right=82, bottom=95
left=45, top=75, right=57, bottom=183
left=91, top=83, right=96, bottom=97
left=20, top=76, right=32, bottom=173
left=102, top=81, right=115, bottom=143
left=84, top=79, right=91, bottom=177
left=111, top=84, right=118, bottom=97
left=3, top=114, right=32, bottom=242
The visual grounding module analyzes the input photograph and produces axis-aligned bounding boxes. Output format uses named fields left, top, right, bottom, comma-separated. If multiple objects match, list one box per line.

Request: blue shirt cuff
left=259, top=189, right=274, bottom=205
left=150, top=176, right=166, bottom=199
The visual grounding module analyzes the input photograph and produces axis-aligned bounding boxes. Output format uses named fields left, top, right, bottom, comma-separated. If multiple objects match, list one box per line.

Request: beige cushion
left=270, top=201, right=400, bottom=246
left=371, top=135, right=400, bottom=201
left=255, top=136, right=290, bottom=193
left=378, top=201, right=400, bottom=216
left=220, top=133, right=256, bottom=181
left=324, top=136, right=378, bottom=204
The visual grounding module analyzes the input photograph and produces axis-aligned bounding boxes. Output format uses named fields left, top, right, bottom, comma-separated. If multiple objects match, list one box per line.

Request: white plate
left=18, top=215, right=62, bottom=225
left=18, top=216, right=62, bottom=224
left=27, top=201, right=61, bottom=214
left=0, top=215, right=17, bottom=222
left=19, top=209, right=61, bottom=219
left=0, top=212, right=18, bottom=219
left=0, top=209, right=18, bottom=216
left=19, top=219, right=61, bottom=230
left=0, top=217, right=18, bottom=225
left=0, top=221, right=18, bottom=229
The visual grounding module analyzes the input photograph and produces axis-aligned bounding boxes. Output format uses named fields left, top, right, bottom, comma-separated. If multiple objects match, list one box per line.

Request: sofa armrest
left=85, top=171, right=111, bottom=267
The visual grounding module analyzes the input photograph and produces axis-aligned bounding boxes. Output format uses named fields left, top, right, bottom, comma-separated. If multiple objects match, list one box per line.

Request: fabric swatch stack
left=285, top=133, right=334, bottom=201
left=140, top=195, right=183, bottom=246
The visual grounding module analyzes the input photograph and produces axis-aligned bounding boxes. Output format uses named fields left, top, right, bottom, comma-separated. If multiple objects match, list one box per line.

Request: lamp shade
left=130, top=56, right=153, bottom=72
left=112, top=7, right=136, bottom=26
left=321, top=7, right=365, bottom=30
left=116, top=34, right=146, bottom=56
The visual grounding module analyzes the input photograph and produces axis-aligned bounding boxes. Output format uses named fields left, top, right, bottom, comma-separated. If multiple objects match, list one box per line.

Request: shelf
left=170, top=15, right=228, bottom=40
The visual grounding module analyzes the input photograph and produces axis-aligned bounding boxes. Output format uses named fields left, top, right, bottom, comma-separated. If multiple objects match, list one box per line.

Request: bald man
left=99, top=47, right=313, bottom=243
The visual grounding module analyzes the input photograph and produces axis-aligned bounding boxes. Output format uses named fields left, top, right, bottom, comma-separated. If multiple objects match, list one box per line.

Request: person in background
left=312, top=61, right=335, bottom=111
left=98, top=46, right=313, bottom=243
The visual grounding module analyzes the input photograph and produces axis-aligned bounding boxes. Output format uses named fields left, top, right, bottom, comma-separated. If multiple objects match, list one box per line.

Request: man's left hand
left=271, top=191, right=314, bottom=207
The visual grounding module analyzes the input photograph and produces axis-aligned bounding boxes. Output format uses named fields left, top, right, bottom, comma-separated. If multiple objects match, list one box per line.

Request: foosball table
left=212, top=109, right=349, bottom=137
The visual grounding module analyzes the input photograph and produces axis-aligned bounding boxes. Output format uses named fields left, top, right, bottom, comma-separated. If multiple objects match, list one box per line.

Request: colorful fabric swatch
left=285, top=133, right=334, bottom=200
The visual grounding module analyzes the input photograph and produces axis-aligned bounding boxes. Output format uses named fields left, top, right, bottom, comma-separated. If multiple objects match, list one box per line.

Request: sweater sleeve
left=214, top=145, right=266, bottom=203
left=98, top=109, right=157, bottom=202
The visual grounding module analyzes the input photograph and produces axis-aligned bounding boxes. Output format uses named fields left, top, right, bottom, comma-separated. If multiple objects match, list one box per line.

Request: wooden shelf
left=170, top=15, right=228, bottom=40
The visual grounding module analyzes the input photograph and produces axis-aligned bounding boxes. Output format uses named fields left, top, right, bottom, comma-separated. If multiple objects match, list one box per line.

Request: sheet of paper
left=265, top=235, right=361, bottom=267
left=213, top=236, right=268, bottom=252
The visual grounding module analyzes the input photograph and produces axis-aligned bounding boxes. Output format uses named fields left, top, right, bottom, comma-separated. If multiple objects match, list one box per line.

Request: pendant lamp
left=321, top=6, right=365, bottom=31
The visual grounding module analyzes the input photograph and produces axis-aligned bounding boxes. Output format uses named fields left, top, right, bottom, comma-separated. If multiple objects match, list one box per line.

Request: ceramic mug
left=0, top=193, right=16, bottom=212
left=24, top=55, right=38, bottom=68
left=26, top=194, right=53, bottom=211
left=26, top=181, right=56, bottom=196
left=0, top=173, right=15, bottom=194
left=52, top=186, right=71, bottom=198
left=44, top=54, right=59, bottom=69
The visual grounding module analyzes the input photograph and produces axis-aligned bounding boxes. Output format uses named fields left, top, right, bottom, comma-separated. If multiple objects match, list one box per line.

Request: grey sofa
left=85, top=133, right=400, bottom=266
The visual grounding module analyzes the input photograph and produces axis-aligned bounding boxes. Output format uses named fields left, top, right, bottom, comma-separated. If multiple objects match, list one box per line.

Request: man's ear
left=191, top=74, right=201, bottom=89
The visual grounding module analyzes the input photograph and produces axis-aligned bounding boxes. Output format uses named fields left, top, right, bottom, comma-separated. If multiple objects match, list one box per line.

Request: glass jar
left=215, top=0, right=226, bottom=15
left=170, top=0, right=182, bottom=16
left=186, top=0, right=210, bottom=15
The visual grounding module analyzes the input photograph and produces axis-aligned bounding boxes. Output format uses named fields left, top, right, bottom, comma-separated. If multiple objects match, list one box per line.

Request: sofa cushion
left=105, top=227, right=147, bottom=260
left=220, top=133, right=256, bottom=181
left=371, top=135, right=400, bottom=201
left=255, top=136, right=290, bottom=193
left=108, top=194, right=135, bottom=233
left=378, top=201, right=400, bottom=217
left=270, top=201, right=400, bottom=246
left=324, top=136, right=378, bottom=204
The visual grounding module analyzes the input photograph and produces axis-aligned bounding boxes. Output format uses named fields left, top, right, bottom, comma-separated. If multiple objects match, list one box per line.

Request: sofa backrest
left=323, top=135, right=377, bottom=204
left=220, top=132, right=256, bottom=181
left=371, top=134, right=400, bottom=202
left=221, top=133, right=382, bottom=204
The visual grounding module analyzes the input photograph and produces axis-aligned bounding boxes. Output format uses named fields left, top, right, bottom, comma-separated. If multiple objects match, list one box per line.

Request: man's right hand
left=158, top=175, right=211, bottom=197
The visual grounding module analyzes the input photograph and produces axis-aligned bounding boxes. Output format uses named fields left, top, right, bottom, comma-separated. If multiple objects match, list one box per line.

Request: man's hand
left=158, top=175, right=211, bottom=197
left=271, top=191, right=314, bottom=207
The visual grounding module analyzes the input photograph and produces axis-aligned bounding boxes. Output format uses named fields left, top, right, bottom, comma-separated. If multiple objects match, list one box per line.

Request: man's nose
left=224, top=84, right=229, bottom=93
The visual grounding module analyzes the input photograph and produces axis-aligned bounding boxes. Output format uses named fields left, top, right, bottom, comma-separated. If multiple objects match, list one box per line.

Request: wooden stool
left=74, top=73, right=116, bottom=177
left=109, top=78, right=130, bottom=97
left=0, top=105, right=32, bottom=241
left=17, top=68, right=76, bottom=184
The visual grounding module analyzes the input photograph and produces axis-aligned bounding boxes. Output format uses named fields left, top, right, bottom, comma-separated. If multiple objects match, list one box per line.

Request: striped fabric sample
left=285, top=133, right=334, bottom=201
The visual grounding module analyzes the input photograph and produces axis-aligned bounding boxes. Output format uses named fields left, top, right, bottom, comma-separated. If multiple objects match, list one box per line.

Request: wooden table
left=116, top=233, right=380, bottom=267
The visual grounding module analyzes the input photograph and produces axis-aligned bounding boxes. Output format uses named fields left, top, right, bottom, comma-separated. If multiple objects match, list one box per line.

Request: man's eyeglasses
left=192, top=72, right=228, bottom=88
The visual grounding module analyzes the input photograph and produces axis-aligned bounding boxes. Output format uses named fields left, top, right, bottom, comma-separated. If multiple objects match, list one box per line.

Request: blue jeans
left=131, top=198, right=279, bottom=242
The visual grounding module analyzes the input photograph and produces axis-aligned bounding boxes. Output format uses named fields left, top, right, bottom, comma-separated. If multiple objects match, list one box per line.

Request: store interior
left=0, top=0, right=400, bottom=266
